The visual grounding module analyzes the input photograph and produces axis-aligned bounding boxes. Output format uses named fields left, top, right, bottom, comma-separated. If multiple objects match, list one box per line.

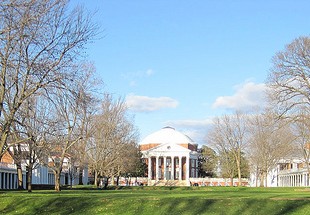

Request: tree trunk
left=255, top=167, right=259, bottom=187
left=111, top=176, right=115, bottom=186
left=54, top=171, right=61, bottom=192
left=264, top=171, right=268, bottom=187
left=259, top=173, right=264, bottom=187
left=94, top=170, right=98, bottom=187
left=16, top=162, right=24, bottom=190
left=116, top=176, right=119, bottom=186
left=230, top=176, right=234, bottom=187
left=70, top=173, right=73, bottom=189
left=237, top=165, right=242, bottom=186
left=0, top=130, right=9, bottom=159
left=305, top=162, right=310, bottom=186
left=236, top=156, right=242, bottom=187
left=27, top=164, right=33, bottom=192
left=104, top=177, right=109, bottom=189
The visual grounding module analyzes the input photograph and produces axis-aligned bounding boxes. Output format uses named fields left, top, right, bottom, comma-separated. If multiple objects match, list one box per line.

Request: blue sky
left=74, top=0, right=310, bottom=144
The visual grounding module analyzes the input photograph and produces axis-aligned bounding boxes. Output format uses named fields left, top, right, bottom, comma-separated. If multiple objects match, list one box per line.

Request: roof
left=139, top=126, right=195, bottom=145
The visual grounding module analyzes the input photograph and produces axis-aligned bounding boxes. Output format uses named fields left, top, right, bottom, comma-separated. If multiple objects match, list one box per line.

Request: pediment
left=147, top=142, right=191, bottom=153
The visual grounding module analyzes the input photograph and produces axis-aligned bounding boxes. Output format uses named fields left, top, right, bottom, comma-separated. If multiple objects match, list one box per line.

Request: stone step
left=150, top=180, right=189, bottom=186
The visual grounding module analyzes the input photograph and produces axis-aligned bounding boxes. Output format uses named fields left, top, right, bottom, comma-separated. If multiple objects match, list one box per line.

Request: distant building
left=140, top=126, right=199, bottom=186
left=249, top=157, right=310, bottom=187
left=277, top=158, right=310, bottom=187
left=0, top=150, right=88, bottom=190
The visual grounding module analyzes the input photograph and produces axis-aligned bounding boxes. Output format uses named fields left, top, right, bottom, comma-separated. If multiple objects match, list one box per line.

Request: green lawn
left=0, top=186, right=310, bottom=215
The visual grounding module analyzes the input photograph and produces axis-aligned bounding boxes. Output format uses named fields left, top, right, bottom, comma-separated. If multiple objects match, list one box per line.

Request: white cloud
left=212, top=82, right=267, bottom=111
left=165, top=119, right=212, bottom=129
left=122, top=69, right=155, bottom=86
left=145, top=69, right=154, bottom=76
left=126, top=94, right=179, bottom=112
left=164, top=119, right=213, bottom=145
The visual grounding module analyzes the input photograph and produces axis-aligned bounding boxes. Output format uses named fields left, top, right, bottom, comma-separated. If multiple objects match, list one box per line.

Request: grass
left=0, top=186, right=310, bottom=214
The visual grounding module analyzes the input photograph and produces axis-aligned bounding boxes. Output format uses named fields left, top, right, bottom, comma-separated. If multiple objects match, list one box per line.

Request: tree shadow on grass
left=0, top=196, right=102, bottom=215
left=1, top=190, right=310, bottom=215
left=126, top=197, right=310, bottom=215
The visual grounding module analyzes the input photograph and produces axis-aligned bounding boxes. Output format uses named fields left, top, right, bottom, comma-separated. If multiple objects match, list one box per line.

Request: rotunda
left=140, top=126, right=198, bottom=186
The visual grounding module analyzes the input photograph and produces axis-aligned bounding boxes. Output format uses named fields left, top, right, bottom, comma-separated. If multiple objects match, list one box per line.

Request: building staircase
left=150, top=180, right=189, bottom=186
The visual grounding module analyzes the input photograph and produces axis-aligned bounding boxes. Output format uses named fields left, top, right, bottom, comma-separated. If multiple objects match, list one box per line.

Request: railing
left=0, top=162, right=26, bottom=171
left=278, top=168, right=309, bottom=175
left=0, top=162, right=16, bottom=170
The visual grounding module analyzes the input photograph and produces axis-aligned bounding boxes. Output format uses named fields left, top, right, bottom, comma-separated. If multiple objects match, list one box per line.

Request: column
left=10, top=173, right=13, bottom=189
left=171, top=156, right=175, bottom=180
left=186, top=156, right=190, bottom=181
left=156, top=156, right=159, bottom=181
left=0, top=172, right=2, bottom=189
left=179, top=156, right=182, bottom=181
left=148, top=157, right=152, bottom=181
left=286, top=176, right=289, bottom=187
left=195, top=159, right=198, bottom=178
left=292, top=175, right=294, bottom=187
left=14, top=174, right=17, bottom=189
left=163, top=157, right=167, bottom=180
left=6, top=173, right=10, bottom=189
left=23, top=174, right=26, bottom=189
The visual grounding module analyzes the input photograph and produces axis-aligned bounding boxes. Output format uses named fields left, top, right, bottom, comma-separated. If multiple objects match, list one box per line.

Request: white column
left=14, top=174, right=17, bottom=189
left=179, top=156, right=182, bottom=181
left=6, top=173, right=9, bottom=189
left=196, top=159, right=198, bottom=178
left=23, top=174, right=27, bottom=189
left=0, top=172, right=2, bottom=189
left=156, top=156, right=159, bottom=181
left=3, top=173, right=5, bottom=189
left=287, top=176, right=288, bottom=187
left=10, top=173, right=13, bottom=189
left=163, top=157, right=167, bottom=180
left=186, top=156, right=190, bottom=181
left=148, top=157, right=152, bottom=181
left=171, top=156, right=175, bottom=180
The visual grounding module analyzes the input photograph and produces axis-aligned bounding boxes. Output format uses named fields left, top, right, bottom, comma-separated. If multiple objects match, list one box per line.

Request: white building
left=140, top=126, right=199, bottom=186
left=0, top=152, right=88, bottom=189
left=277, top=158, right=310, bottom=187
left=249, top=157, right=310, bottom=187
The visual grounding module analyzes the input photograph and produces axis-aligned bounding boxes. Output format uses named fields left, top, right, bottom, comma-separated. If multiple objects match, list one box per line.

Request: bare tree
left=7, top=96, right=52, bottom=191
left=267, top=36, right=310, bottom=185
left=207, top=112, right=248, bottom=186
left=291, top=109, right=310, bottom=185
left=267, top=36, right=310, bottom=117
left=43, top=64, right=96, bottom=192
left=87, top=94, right=139, bottom=188
left=248, top=111, right=294, bottom=187
left=0, top=0, right=98, bottom=158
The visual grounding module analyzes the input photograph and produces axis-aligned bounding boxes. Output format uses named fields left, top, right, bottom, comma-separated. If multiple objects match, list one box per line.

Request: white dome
left=140, top=126, right=194, bottom=145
